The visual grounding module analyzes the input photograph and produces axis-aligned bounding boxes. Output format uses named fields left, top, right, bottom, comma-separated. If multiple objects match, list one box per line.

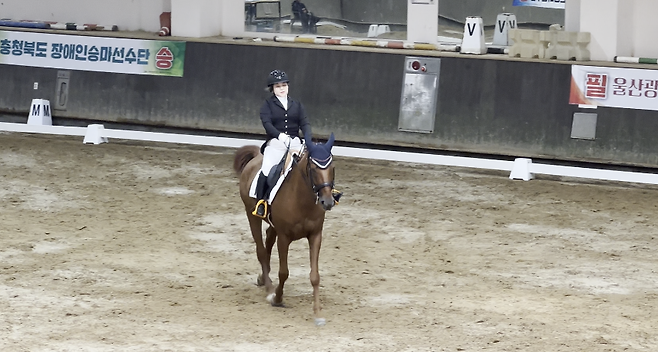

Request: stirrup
left=331, top=189, right=343, bottom=204
left=252, top=199, right=268, bottom=219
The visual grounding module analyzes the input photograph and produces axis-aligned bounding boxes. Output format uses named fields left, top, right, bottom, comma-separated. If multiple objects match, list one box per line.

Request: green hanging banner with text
left=0, top=30, right=186, bottom=77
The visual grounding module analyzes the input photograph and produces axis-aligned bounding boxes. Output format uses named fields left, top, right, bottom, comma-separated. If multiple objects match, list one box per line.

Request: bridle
left=303, top=148, right=335, bottom=198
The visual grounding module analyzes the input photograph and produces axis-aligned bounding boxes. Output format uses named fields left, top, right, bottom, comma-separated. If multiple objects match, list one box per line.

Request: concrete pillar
left=222, top=0, right=245, bottom=38
left=406, top=0, right=438, bottom=44
left=616, top=1, right=634, bottom=58
left=564, top=0, right=581, bottom=32
left=580, top=0, right=633, bottom=61
left=171, top=0, right=221, bottom=37
left=633, top=0, right=658, bottom=58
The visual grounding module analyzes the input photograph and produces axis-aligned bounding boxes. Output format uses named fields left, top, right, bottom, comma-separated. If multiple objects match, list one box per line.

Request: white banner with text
left=570, top=65, right=658, bottom=111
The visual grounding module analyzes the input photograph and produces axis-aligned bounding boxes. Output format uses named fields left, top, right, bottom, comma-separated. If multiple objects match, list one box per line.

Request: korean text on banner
left=0, top=30, right=186, bottom=77
left=512, top=0, right=565, bottom=10
left=570, top=65, right=658, bottom=112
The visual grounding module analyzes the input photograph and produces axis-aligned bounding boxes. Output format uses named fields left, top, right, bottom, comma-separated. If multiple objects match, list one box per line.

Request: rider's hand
left=278, top=133, right=291, bottom=145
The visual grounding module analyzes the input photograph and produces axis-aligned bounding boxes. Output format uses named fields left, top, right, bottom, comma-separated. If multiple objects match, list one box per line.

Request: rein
left=302, top=147, right=334, bottom=198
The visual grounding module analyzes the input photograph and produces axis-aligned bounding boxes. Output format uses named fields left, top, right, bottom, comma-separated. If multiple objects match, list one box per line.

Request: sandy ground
left=1, top=132, right=658, bottom=351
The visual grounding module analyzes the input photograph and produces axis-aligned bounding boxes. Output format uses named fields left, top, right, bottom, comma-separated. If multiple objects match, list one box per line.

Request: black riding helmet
left=268, top=70, right=289, bottom=86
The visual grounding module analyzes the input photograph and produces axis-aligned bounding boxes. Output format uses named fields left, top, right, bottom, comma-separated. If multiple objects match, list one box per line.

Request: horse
left=232, top=133, right=337, bottom=326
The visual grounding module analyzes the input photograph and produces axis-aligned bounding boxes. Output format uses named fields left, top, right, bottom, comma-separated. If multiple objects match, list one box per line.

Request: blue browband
left=311, top=155, right=332, bottom=169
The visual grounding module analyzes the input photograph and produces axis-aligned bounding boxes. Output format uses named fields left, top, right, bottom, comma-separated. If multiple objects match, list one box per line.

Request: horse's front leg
left=262, top=226, right=277, bottom=293
left=308, top=231, right=324, bottom=326
left=267, top=235, right=290, bottom=307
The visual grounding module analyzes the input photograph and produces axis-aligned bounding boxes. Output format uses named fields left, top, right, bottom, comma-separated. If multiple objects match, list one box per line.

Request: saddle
left=249, top=145, right=303, bottom=204
left=267, top=150, right=295, bottom=189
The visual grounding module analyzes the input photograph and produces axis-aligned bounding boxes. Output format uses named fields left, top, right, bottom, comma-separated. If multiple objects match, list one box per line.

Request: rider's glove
left=278, top=133, right=291, bottom=145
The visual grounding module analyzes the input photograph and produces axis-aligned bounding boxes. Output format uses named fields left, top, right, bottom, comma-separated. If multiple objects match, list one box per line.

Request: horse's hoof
left=315, top=318, right=326, bottom=326
left=266, top=293, right=284, bottom=307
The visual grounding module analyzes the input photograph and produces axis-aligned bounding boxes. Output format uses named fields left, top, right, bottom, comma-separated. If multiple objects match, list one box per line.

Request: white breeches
left=260, top=136, right=303, bottom=176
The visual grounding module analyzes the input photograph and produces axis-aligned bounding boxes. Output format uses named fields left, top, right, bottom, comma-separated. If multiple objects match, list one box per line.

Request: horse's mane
left=233, top=145, right=260, bottom=175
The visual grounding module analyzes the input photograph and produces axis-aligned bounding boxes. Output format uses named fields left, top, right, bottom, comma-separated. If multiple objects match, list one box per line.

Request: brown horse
left=232, top=134, right=336, bottom=326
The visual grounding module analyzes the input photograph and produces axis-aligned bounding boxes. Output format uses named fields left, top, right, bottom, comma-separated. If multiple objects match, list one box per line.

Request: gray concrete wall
left=2, top=40, right=658, bottom=167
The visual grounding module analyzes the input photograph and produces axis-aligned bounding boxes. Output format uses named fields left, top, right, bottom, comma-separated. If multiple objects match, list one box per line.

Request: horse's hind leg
left=268, top=235, right=290, bottom=307
left=248, top=215, right=273, bottom=290
left=308, top=231, right=325, bottom=326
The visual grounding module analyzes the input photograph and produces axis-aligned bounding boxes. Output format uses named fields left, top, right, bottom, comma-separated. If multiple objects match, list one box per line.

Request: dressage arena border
left=2, top=121, right=658, bottom=186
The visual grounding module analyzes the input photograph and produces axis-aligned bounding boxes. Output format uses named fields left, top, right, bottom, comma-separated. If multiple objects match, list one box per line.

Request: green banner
left=0, top=30, right=186, bottom=77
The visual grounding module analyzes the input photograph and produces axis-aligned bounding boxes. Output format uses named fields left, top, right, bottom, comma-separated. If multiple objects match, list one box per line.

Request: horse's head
left=305, top=133, right=336, bottom=211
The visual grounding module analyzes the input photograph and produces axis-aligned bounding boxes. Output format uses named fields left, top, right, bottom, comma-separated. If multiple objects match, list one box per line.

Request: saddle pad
left=248, top=152, right=295, bottom=204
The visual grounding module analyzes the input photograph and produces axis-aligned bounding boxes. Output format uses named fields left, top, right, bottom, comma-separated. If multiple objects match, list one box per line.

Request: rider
left=292, top=0, right=320, bottom=34
left=252, top=69, right=312, bottom=218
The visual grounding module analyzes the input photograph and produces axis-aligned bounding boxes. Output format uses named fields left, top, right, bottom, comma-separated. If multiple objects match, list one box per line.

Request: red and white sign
left=570, top=65, right=658, bottom=111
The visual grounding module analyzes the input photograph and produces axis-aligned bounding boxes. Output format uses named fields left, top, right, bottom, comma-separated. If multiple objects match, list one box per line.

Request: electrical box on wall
left=571, top=112, right=597, bottom=140
left=398, top=57, right=441, bottom=134
left=54, top=70, right=70, bottom=111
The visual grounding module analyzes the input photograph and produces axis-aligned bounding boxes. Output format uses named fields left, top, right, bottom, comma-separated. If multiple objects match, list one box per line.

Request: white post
left=616, top=0, right=635, bottom=58
left=171, top=0, right=221, bottom=37
left=406, top=0, right=438, bottom=44
left=579, top=0, right=633, bottom=61
left=509, top=158, right=534, bottom=181
left=564, top=0, right=581, bottom=32
left=633, top=0, right=658, bottom=58
left=83, top=124, right=109, bottom=145
left=222, top=0, right=245, bottom=38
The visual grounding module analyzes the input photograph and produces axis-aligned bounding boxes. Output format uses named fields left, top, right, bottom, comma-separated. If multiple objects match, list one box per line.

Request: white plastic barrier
left=367, top=24, right=379, bottom=38
left=377, top=25, right=391, bottom=37
left=543, top=24, right=591, bottom=61
left=509, top=158, right=658, bottom=185
left=367, top=24, right=391, bottom=38
left=82, top=124, right=108, bottom=144
left=0, top=122, right=86, bottom=136
left=508, top=29, right=544, bottom=59
left=1, top=122, right=657, bottom=186
left=509, top=25, right=591, bottom=61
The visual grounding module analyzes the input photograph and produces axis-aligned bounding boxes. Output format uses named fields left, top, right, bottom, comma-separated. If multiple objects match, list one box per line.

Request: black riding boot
left=252, top=172, right=269, bottom=218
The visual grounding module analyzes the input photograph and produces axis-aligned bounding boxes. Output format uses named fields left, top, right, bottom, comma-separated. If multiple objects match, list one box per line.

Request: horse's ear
left=325, top=133, right=335, bottom=151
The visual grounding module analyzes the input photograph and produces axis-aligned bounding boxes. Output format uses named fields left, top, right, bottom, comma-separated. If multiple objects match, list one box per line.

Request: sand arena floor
left=1, top=132, right=657, bottom=351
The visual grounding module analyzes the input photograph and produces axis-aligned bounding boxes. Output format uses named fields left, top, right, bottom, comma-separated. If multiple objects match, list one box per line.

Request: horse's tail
left=233, top=145, right=260, bottom=175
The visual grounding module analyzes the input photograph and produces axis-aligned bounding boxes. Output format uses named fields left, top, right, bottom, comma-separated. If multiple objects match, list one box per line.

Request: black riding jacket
left=260, top=95, right=312, bottom=141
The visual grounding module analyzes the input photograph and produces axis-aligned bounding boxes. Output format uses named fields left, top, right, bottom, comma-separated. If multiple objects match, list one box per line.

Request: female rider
left=252, top=70, right=312, bottom=218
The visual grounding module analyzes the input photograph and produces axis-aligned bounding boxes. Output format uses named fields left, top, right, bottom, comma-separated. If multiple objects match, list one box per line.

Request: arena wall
left=1, top=38, right=658, bottom=167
